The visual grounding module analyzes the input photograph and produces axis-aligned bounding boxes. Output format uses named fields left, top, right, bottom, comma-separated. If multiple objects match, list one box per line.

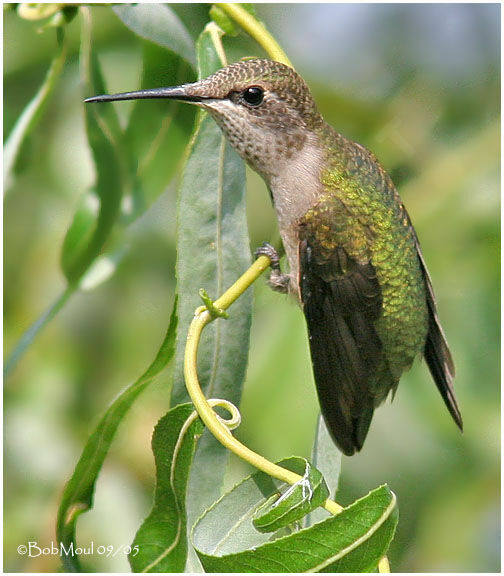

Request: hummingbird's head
left=86, top=59, right=324, bottom=180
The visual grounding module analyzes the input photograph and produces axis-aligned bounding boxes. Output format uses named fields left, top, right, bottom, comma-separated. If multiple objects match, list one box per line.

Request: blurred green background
left=4, top=4, right=500, bottom=572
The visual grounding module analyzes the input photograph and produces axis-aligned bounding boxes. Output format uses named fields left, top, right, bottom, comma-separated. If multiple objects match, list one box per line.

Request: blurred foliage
left=4, top=3, right=499, bottom=573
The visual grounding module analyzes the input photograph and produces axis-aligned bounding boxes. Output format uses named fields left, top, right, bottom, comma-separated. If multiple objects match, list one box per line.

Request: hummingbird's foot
left=254, top=242, right=290, bottom=294
left=255, top=242, right=281, bottom=268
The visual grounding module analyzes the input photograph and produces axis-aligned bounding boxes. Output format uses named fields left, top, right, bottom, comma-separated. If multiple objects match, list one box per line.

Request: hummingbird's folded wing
left=298, top=239, right=385, bottom=456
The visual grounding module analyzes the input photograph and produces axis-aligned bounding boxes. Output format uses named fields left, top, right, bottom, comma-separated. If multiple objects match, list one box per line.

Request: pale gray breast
left=268, top=135, right=325, bottom=295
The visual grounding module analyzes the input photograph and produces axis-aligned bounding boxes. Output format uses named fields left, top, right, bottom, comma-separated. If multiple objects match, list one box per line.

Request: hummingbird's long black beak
left=84, top=86, right=205, bottom=104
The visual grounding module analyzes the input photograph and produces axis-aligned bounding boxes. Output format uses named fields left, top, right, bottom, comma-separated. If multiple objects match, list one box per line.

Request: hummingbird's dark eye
left=242, top=86, right=264, bottom=106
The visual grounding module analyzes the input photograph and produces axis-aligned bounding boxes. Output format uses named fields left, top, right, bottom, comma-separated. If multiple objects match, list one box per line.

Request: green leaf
left=253, top=458, right=330, bottom=533
left=6, top=11, right=131, bottom=374
left=129, top=403, right=204, bottom=572
left=240, top=4, right=257, bottom=17
left=193, top=473, right=398, bottom=573
left=4, top=288, right=73, bottom=377
left=171, top=24, right=252, bottom=545
left=4, top=26, right=66, bottom=193
left=209, top=5, right=238, bottom=36
left=61, top=19, right=123, bottom=285
left=60, top=190, right=99, bottom=278
left=123, top=42, right=196, bottom=220
left=306, top=415, right=342, bottom=527
left=56, top=299, right=178, bottom=572
left=113, top=4, right=195, bottom=67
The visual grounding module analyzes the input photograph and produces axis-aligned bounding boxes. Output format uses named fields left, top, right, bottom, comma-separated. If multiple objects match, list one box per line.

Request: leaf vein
left=140, top=411, right=198, bottom=571
left=206, top=135, right=226, bottom=397
left=304, top=492, right=397, bottom=572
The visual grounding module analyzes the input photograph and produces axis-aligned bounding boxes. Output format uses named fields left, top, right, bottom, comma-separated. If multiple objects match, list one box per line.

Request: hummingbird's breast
left=267, top=133, right=327, bottom=296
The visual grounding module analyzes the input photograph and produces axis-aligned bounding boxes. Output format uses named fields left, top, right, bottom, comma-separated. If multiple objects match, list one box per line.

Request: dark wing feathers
left=299, top=217, right=462, bottom=456
left=413, top=235, right=463, bottom=430
left=299, top=240, right=385, bottom=455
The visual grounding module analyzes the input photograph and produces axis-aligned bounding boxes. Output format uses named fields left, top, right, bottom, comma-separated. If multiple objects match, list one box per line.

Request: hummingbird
left=86, top=58, right=463, bottom=456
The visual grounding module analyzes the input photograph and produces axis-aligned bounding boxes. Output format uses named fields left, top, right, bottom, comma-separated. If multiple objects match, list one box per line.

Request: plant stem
left=184, top=255, right=343, bottom=514
left=216, top=3, right=292, bottom=67
left=183, top=258, right=392, bottom=568
left=205, top=21, right=228, bottom=66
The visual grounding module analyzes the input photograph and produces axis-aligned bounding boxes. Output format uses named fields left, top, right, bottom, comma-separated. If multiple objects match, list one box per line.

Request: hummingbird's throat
left=207, top=106, right=308, bottom=180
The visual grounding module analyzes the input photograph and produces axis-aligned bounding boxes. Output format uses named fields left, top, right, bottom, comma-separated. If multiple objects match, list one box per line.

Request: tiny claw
left=199, top=288, right=229, bottom=319
left=254, top=242, right=280, bottom=270
left=255, top=243, right=291, bottom=294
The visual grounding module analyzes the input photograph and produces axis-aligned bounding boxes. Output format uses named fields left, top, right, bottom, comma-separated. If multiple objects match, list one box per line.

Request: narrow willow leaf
left=306, top=414, right=342, bottom=527
left=172, top=111, right=251, bottom=404
left=56, top=299, right=178, bottom=572
left=123, top=42, right=196, bottom=220
left=129, top=404, right=204, bottom=572
left=253, top=458, right=329, bottom=533
left=60, top=189, right=100, bottom=279
left=209, top=5, right=238, bottom=36
left=4, top=26, right=66, bottom=193
left=7, top=10, right=129, bottom=374
left=241, top=4, right=258, bottom=17
left=171, top=25, right=252, bottom=548
left=61, top=16, right=123, bottom=285
left=193, top=478, right=398, bottom=573
left=4, top=288, right=73, bottom=377
left=113, top=4, right=195, bottom=67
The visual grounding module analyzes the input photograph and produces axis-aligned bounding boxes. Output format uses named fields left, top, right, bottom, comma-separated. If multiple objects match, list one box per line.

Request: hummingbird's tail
left=424, top=316, right=462, bottom=430
left=415, top=239, right=463, bottom=430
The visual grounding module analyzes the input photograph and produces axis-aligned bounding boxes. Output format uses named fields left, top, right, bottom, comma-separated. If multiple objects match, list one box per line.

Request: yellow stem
left=205, top=21, right=228, bottom=67
left=379, top=556, right=391, bottom=573
left=216, top=3, right=293, bottom=67
left=184, top=255, right=343, bottom=513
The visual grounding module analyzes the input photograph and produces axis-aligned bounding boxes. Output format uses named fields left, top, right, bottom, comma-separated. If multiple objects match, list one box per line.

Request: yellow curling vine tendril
left=183, top=255, right=344, bottom=512
left=183, top=256, right=391, bottom=572
left=184, top=256, right=390, bottom=573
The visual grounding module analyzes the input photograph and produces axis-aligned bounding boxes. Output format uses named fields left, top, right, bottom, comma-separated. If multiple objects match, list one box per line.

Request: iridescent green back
left=312, top=126, right=429, bottom=390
